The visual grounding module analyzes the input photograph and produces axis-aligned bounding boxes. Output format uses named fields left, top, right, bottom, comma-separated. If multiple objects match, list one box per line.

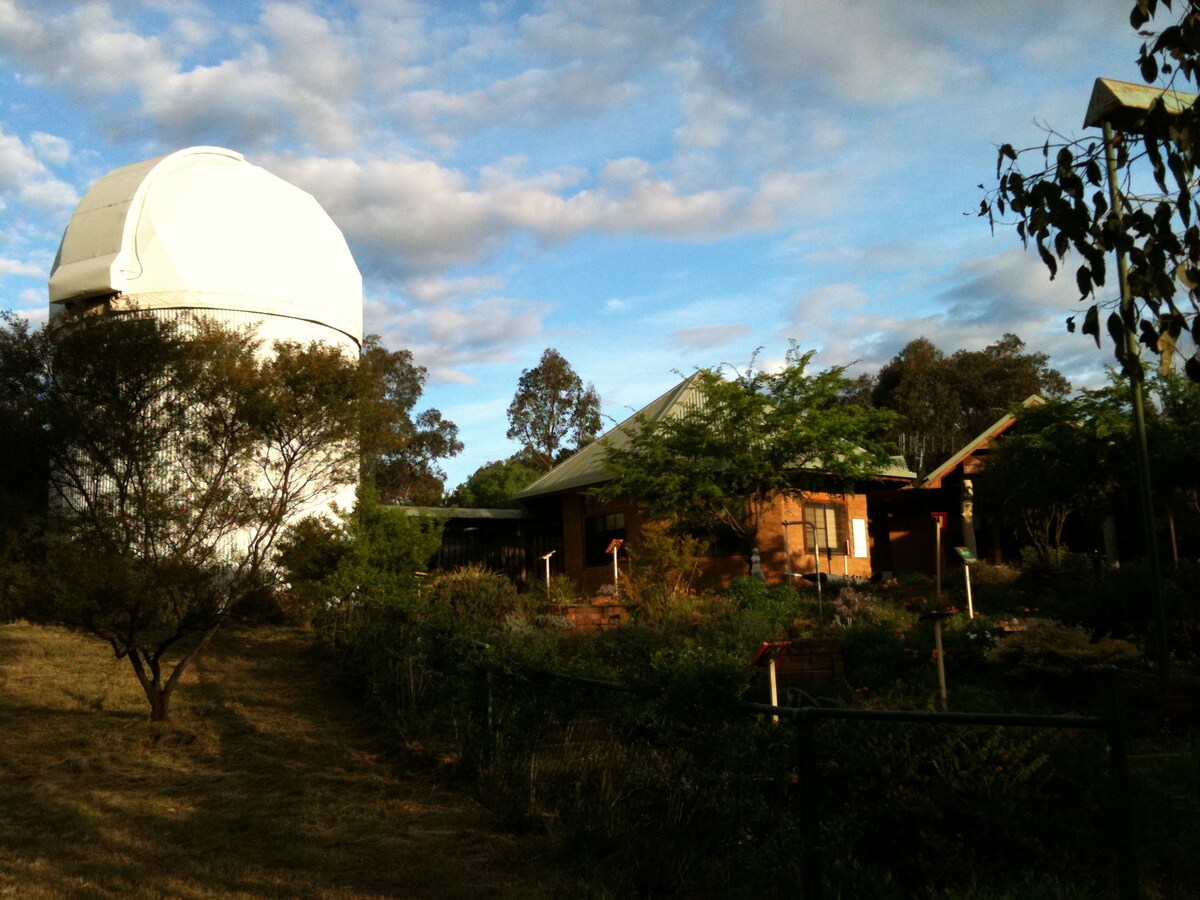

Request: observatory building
left=48, top=145, right=362, bottom=352
left=48, top=145, right=364, bottom=514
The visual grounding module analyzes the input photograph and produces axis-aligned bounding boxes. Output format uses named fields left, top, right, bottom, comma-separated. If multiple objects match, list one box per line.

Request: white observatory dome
left=48, top=146, right=362, bottom=350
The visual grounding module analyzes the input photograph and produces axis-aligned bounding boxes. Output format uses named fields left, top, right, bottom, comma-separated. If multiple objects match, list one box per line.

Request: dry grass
left=0, top=622, right=568, bottom=899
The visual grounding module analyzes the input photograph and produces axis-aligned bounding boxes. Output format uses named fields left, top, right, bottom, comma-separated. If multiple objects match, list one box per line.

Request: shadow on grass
left=0, top=623, right=560, bottom=899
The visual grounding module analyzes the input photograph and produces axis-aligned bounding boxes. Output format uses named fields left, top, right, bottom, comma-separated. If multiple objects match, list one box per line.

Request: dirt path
left=0, top=623, right=568, bottom=899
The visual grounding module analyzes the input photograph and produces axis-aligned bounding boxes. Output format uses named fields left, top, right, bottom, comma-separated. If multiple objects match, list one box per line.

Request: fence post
left=794, top=709, right=822, bottom=900
left=1103, top=668, right=1140, bottom=900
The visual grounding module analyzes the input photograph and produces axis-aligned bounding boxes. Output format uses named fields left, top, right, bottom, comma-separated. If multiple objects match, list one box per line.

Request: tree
left=506, top=348, right=602, bottom=472
left=600, top=347, right=898, bottom=548
left=277, top=484, right=443, bottom=624
left=358, top=336, right=462, bottom=505
left=982, top=0, right=1199, bottom=674
left=871, top=334, right=1070, bottom=473
left=975, top=394, right=1131, bottom=563
left=38, top=313, right=362, bottom=721
left=0, top=313, right=50, bottom=618
left=983, top=2, right=1200, bottom=379
left=450, top=458, right=539, bottom=508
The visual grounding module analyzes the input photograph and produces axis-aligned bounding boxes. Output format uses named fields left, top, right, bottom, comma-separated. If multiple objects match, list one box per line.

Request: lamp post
left=1082, top=77, right=1197, bottom=677
left=783, top=519, right=823, bottom=622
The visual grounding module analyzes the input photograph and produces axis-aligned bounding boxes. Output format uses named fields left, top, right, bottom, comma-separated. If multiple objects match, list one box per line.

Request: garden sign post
left=955, top=546, right=976, bottom=619
left=606, top=538, right=623, bottom=597
left=931, top=512, right=947, bottom=605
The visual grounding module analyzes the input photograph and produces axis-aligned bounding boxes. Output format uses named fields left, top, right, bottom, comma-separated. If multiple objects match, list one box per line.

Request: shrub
left=841, top=621, right=922, bottom=688
left=428, top=563, right=525, bottom=625
left=987, top=619, right=1141, bottom=680
left=621, top=521, right=707, bottom=622
left=536, top=573, right=579, bottom=606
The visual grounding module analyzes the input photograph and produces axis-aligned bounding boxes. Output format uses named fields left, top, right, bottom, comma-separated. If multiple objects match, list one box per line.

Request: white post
left=934, top=620, right=948, bottom=711
left=611, top=545, right=620, bottom=595
left=964, top=563, right=975, bottom=619
left=768, top=658, right=779, bottom=725
left=935, top=517, right=943, bottom=606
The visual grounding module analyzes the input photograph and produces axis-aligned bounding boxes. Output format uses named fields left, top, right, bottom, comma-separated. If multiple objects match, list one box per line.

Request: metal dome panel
left=49, top=146, right=362, bottom=345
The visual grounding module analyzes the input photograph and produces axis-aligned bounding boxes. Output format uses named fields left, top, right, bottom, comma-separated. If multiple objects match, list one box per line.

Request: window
left=585, top=512, right=626, bottom=566
left=803, top=502, right=847, bottom=556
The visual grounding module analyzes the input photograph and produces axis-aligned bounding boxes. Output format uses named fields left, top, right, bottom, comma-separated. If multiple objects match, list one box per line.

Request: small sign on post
left=955, top=546, right=977, bottom=619
left=606, top=538, right=624, bottom=596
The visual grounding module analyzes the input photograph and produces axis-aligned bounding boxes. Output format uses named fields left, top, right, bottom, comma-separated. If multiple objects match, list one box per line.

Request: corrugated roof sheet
left=393, top=506, right=531, bottom=520
left=517, top=371, right=915, bottom=499
left=516, top=372, right=706, bottom=499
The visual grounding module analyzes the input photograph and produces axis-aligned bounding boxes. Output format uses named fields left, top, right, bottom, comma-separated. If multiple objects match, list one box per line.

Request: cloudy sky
left=0, top=0, right=1153, bottom=487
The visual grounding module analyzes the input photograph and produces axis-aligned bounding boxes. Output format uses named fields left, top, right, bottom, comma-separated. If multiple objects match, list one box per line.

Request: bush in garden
left=987, top=620, right=1141, bottom=681
left=619, top=520, right=709, bottom=622
left=817, top=719, right=1111, bottom=896
left=938, top=613, right=1001, bottom=675
left=708, top=578, right=816, bottom=648
left=428, top=562, right=529, bottom=625
left=841, top=620, right=923, bottom=689
left=323, top=549, right=1184, bottom=899
left=537, top=573, right=579, bottom=606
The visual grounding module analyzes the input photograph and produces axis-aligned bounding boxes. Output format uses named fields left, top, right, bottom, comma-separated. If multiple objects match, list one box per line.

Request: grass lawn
left=0, top=621, right=566, bottom=899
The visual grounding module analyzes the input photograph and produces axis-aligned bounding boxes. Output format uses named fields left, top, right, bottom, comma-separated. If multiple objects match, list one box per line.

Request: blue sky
left=0, top=0, right=1155, bottom=488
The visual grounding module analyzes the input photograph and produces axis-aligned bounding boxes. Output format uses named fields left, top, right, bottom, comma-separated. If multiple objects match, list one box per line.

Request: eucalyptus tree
left=40, top=313, right=362, bottom=721
left=507, top=348, right=602, bottom=472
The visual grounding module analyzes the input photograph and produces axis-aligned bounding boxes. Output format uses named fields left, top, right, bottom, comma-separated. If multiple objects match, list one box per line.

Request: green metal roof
left=393, top=506, right=531, bottom=520
left=516, top=371, right=915, bottom=500
left=515, top=372, right=706, bottom=499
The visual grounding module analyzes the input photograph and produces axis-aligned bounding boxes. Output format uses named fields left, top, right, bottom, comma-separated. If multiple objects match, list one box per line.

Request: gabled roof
left=516, top=372, right=916, bottom=500
left=515, top=372, right=706, bottom=500
left=394, top=506, right=530, bottom=520
left=917, top=394, right=1044, bottom=490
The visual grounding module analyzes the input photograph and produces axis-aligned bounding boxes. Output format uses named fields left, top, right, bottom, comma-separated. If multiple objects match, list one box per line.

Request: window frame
left=802, top=501, right=848, bottom=557
left=585, top=511, right=626, bottom=567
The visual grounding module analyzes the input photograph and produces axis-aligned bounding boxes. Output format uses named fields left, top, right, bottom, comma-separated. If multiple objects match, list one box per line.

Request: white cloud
left=0, top=128, right=77, bottom=209
left=30, top=131, right=70, bottom=164
left=404, top=274, right=506, bottom=304
left=262, top=152, right=831, bottom=279
left=0, top=257, right=42, bottom=279
left=671, top=323, right=752, bottom=349
left=740, top=0, right=968, bottom=105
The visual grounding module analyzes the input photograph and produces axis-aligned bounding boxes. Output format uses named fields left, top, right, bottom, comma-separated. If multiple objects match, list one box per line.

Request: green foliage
left=278, top=485, right=443, bottom=630
left=841, top=621, right=922, bottom=688
left=534, top=573, right=579, bottom=606
left=984, top=2, right=1200, bottom=381
left=819, top=720, right=1109, bottom=896
left=326, top=561, right=1194, bottom=900
left=0, top=312, right=49, bottom=526
left=506, top=347, right=601, bottom=472
left=870, top=334, right=1070, bottom=474
left=36, top=312, right=362, bottom=720
left=619, top=520, right=708, bottom=623
left=450, top=457, right=539, bottom=508
left=987, top=620, right=1142, bottom=680
left=428, top=563, right=527, bottom=626
left=976, top=392, right=1133, bottom=562
left=358, top=335, right=462, bottom=505
left=601, top=345, right=898, bottom=545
